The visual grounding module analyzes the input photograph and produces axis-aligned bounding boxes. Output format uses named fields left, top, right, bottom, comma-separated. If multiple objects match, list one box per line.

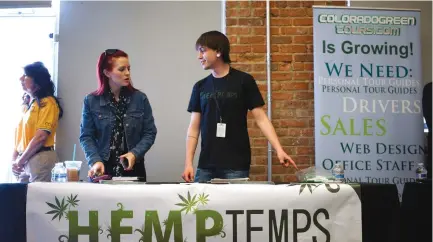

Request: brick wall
left=225, top=0, right=347, bottom=182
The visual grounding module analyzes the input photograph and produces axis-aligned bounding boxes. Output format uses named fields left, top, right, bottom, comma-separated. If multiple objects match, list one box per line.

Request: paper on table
left=211, top=178, right=249, bottom=181
left=210, top=178, right=250, bottom=184
left=99, top=180, right=145, bottom=185
left=112, top=177, right=140, bottom=181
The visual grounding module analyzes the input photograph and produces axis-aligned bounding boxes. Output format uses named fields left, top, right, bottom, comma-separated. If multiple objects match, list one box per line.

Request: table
left=359, top=183, right=401, bottom=242
left=0, top=183, right=27, bottom=242
left=0, top=182, right=400, bottom=242
left=400, top=181, right=432, bottom=242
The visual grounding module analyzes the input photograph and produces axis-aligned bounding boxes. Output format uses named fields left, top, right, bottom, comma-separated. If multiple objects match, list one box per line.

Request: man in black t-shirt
left=182, top=30, right=298, bottom=183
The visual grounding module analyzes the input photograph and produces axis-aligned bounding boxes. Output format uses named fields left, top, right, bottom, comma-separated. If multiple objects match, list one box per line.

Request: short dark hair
left=195, top=30, right=231, bottom=64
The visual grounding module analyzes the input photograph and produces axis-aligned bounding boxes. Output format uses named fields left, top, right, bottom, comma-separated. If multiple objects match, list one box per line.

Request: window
left=0, top=8, right=56, bottom=182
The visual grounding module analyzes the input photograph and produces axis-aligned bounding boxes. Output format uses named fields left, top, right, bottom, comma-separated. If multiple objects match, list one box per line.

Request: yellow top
left=15, top=96, right=60, bottom=153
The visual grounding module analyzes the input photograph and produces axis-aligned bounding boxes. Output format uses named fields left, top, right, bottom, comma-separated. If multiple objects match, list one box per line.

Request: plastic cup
left=64, top=161, right=82, bottom=182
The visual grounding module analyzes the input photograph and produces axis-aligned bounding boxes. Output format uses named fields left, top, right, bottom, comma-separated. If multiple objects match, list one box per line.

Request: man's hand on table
left=182, top=165, right=194, bottom=182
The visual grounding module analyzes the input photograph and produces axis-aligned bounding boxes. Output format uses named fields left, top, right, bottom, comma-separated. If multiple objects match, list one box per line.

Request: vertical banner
left=313, top=6, right=424, bottom=198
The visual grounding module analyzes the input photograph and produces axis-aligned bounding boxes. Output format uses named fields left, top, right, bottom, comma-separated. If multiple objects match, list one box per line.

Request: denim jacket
left=79, top=91, right=157, bottom=167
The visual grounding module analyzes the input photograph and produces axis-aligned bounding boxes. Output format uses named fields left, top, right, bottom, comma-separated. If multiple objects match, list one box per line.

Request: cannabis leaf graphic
left=168, top=191, right=217, bottom=242
left=193, top=207, right=199, bottom=214
left=46, top=196, right=68, bottom=221
left=66, top=194, right=79, bottom=207
left=197, top=193, right=209, bottom=205
left=175, top=191, right=198, bottom=214
left=299, top=184, right=321, bottom=195
left=298, top=183, right=342, bottom=195
left=46, top=194, right=80, bottom=221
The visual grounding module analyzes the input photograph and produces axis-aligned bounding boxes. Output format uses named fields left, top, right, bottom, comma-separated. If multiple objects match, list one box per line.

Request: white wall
left=56, top=1, right=222, bottom=181
left=351, top=1, right=432, bottom=85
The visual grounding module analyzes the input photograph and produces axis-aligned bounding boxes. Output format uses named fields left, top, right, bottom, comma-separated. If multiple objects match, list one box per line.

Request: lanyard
left=211, top=77, right=222, bottom=123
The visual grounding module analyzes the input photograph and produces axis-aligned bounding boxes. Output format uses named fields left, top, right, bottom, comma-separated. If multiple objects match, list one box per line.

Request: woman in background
left=21, top=93, right=30, bottom=112
left=12, top=62, right=63, bottom=182
left=79, top=49, right=157, bottom=180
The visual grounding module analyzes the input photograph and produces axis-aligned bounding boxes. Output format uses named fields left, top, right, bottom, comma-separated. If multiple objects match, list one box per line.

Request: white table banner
left=26, top=183, right=362, bottom=242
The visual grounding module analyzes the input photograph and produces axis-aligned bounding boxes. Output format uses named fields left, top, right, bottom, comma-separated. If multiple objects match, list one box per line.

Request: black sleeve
left=187, top=82, right=201, bottom=113
left=422, top=82, right=432, bottom=130
left=243, top=74, right=265, bottom=110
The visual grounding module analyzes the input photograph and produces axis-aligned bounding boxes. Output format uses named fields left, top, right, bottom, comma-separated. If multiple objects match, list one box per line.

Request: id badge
left=216, top=123, right=226, bottom=138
